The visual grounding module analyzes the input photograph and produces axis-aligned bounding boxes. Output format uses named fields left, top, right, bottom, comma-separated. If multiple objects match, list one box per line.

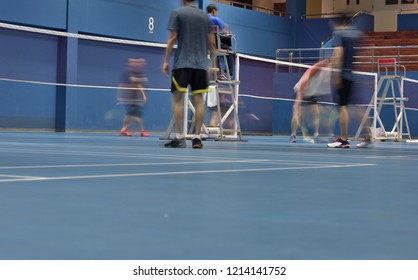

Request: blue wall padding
left=0, top=0, right=417, bottom=136
left=0, top=0, right=67, bottom=29
left=202, top=0, right=293, bottom=57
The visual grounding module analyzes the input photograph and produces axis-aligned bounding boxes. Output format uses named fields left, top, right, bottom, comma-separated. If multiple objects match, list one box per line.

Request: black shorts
left=171, top=68, right=208, bottom=94
left=337, top=78, right=353, bottom=106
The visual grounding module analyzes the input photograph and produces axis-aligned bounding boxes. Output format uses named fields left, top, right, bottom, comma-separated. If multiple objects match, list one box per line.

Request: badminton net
left=235, top=53, right=379, bottom=138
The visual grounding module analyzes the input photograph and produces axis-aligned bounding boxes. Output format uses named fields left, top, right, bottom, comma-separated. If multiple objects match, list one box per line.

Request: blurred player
left=290, top=59, right=334, bottom=143
left=118, top=58, right=150, bottom=137
left=327, top=16, right=372, bottom=148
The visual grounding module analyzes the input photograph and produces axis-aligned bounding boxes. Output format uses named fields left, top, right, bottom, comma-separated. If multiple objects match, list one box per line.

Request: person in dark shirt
left=327, top=17, right=372, bottom=148
left=118, top=58, right=149, bottom=137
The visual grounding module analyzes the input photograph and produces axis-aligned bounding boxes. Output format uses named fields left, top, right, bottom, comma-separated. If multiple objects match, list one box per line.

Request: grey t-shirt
left=167, top=5, right=211, bottom=71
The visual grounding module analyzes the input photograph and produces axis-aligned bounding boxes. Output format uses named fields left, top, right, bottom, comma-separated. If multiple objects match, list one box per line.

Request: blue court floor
left=0, top=132, right=417, bottom=260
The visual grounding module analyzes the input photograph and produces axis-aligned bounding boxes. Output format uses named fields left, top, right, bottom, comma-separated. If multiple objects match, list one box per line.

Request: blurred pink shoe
left=119, top=129, right=132, bottom=136
left=140, top=130, right=150, bottom=137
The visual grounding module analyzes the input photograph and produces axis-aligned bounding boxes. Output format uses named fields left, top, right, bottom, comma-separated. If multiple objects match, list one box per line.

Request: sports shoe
left=303, top=137, right=315, bottom=144
left=119, top=129, right=132, bottom=136
left=140, top=130, right=150, bottom=137
left=356, top=139, right=373, bottom=148
left=340, top=139, right=350, bottom=148
left=192, top=138, right=203, bottom=149
left=290, top=135, right=296, bottom=143
left=164, top=139, right=187, bottom=148
left=327, top=137, right=350, bottom=148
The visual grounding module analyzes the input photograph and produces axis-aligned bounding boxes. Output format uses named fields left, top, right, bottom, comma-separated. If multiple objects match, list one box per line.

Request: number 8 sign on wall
left=148, top=17, right=154, bottom=34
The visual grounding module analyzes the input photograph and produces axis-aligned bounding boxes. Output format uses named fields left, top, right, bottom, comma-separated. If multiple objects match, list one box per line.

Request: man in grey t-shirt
left=162, top=0, right=216, bottom=149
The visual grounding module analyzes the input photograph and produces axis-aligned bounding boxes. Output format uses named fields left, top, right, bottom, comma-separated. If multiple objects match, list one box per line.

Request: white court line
left=0, top=147, right=228, bottom=161
left=0, top=158, right=372, bottom=170
left=0, top=145, right=360, bottom=163
left=223, top=142, right=418, bottom=160
left=0, top=163, right=375, bottom=183
left=3, top=138, right=409, bottom=162
left=365, top=155, right=418, bottom=160
left=0, top=146, right=250, bottom=162
left=0, top=159, right=274, bottom=170
left=0, top=174, right=48, bottom=180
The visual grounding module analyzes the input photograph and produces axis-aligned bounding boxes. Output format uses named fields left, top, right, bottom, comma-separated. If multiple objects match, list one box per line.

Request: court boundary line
left=0, top=162, right=375, bottom=183
left=0, top=174, right=48, bottom=180
left=0, top=157, right=374, bottom=170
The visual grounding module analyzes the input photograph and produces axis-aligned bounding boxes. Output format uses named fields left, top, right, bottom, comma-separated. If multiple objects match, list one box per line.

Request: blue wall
left=0, top=0, right=67, bottom=29
left=0, top=0, right=416, bottom=137
left=0, top=28, right=58, bottom=129
left=0, top=0, right=179, bottom=131
left=398, top=14, right=418, bottom=31
left=296, top=13, right=374, bottom=49
left=202, top=0, right=293, bottom=57
left=69, top=0, right=175, bottom=44
left=0, top=0, right=295, bottom=132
